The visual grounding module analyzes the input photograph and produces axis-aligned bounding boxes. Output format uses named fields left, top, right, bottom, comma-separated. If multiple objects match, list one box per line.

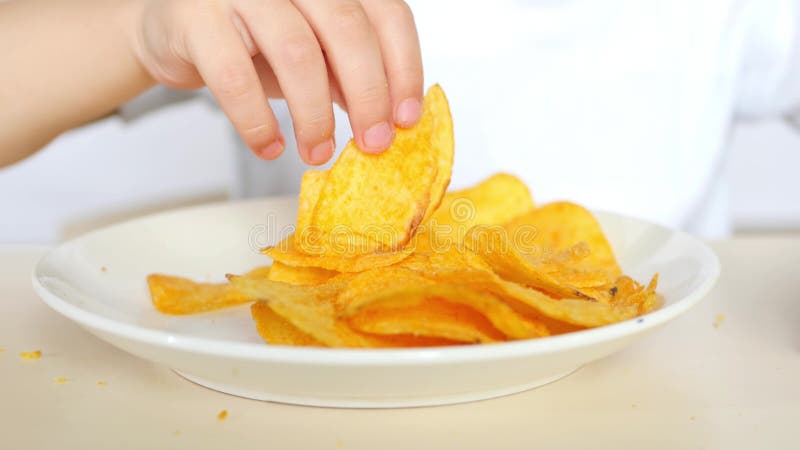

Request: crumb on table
left=217, top=410, right=228, bottom=421
left=101, top=266, right=107, bottom=272
left=20, top=350, right=42, bottom=360
left=713, top=313, right=726, bottom=328
left=53, top=377, right=70, bottom=384
left=97, top=381, right=107, bottom=387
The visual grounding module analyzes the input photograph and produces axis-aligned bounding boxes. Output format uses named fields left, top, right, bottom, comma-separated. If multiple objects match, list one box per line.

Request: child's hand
left=133, top=0, right=422, bottom=165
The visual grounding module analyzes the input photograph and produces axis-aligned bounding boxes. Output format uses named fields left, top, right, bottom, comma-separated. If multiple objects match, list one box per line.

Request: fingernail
left=308, top=139, right=334, bottom=165
left=258, top=139, right=284, bottom=160
left=395, top=98, right=422, bottom=127
left=362, top=121, right=394, bottom=153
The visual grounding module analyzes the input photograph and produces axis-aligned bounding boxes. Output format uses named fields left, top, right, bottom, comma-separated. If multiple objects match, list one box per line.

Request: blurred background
left=2, top=0, right=800, bottom=244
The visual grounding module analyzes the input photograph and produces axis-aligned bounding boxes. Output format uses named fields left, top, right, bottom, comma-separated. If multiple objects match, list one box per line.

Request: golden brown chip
left=230, top=275, right=372, bottom=347
left=348, top=297, right=505, bottom=343
left=435, top=173, right=534, bottom=227
left=296, top=169, right=328, bottom=235
left=387, top=249, right=640, bottom=328
left=298, top=85, right=452, bottom=255
left=264, top=234, right=413, bottom=272
left=612, top=273, right=660, bottom=314
left=465, top=225, right=595, bottom=299
left=147, top=274, right=250, bottom=315
left=504, top=201, right=621, bottom=278
left=438, top=266, right=638, bottom=327
left=494, top=279, right=640, bottom=327
left=417, top=85, right=455, bottom=225
left=339, top=267, right=548, bottom=339
left=369, top=334, right=463, bottom=347
left=267, top=261, right=337, bottom=285
left=414, top=173, right=534, bottom=252
left=251, top=301, right=323, bottom=346
left=235, top=275, right=465, bottom=348
left=243, top=266, right=272, bottom=279
left=252, top=300, right=461, bottom=348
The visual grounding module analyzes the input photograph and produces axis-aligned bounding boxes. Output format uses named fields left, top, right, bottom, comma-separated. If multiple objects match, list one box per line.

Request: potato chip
left=236, top=275, right=464, bottom=348
left=264, top=234, right=413, bottom=273
left=251, top=299, right=462, bottom=348
left=415, top=173, right=534, bottom=252
left=243, top=266, right=272, bottom=279
left=417, top=85, right=455, bottom=225
left=387, top=249, right=639, bottom=328
left=493, top=278, right=639, bottom=327
left=348, top=297, right=505, bottom=343
left=267, top=261, right=337, bottom=285
left=394, top=246, right=491, bottom=276
left=147, top=274, right=251, bottom=315
left=630, top=274, right=660, bottom=314
left=607, top=273, right=660, bottom=314
left=230, top=275, right=371, bottom=347
left=294, top=170, right=384, bottom=256
left=465, top=225, right=597, bottom=300
left=298, top=85, right=453, bottom=255
left=296, top=169, right=328, bottom=235
left=251, top=300, right=323, bottom=346
left=504, top=201, right=621, bottom=278
left=339, top=267, right=548, bottom=339
left=435, top=173, right=534, bottom=227
left=532, top=244, right=614, bottom=291
left=369, top=334, right=463, bottom=347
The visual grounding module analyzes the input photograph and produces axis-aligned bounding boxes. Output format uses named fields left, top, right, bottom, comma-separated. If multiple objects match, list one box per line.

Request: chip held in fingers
left=146, top=84, right=660, bottom=348
left=296, top=84, right=454, bottom=256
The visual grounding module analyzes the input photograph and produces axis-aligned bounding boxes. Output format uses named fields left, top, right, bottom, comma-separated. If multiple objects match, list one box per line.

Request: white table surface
left=2, top=239, right=798, bottom=450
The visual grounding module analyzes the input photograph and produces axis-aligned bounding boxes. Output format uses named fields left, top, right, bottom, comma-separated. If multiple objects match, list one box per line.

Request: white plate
left=32, top=197, right=719, bottom=408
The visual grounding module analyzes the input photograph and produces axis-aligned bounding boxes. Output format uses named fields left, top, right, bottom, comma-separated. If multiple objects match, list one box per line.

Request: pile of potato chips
left=148, top=85, right=659, bottom=348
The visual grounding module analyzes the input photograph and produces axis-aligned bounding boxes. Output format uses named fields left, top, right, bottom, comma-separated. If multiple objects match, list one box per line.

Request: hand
left=132, top=0, right=423, bottom=165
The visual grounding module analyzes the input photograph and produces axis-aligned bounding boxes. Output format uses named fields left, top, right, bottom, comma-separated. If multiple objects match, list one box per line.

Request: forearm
left=0, top=0, right=155, bottom=167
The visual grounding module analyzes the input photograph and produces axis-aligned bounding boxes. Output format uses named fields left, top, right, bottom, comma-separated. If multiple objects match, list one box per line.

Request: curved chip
left=298, top=85, right=452, bottom=255
left=234, top=275, right=466, bottom=348
left=386, top=249, right=640, bottom=328
left=339, top=267, right=548, bottom=339
left=296, top=169, right=328, bottom=235
left=251, top=301, right=323, bottom=346
left=264, top=234, right=413, bottom=273
left=230, top=275, right=371, bottom=347
left=465, top=224, right=597, bottom=299
left=146, top=274, right=251, bottom=315
left=348, top=297, right=505, bottom=343
left=417, top=85, right=455, bottom=225
left=267, top=261, right=337, bottom=285
left=494, top=278, right=640, bottom=327
left=414, top=173, right=534, bottom=252
left=504, top=201, right=621, bottom=279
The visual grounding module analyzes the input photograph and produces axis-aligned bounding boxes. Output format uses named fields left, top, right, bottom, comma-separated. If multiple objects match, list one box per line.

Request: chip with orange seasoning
left=298, top=85, right=453, bottom=255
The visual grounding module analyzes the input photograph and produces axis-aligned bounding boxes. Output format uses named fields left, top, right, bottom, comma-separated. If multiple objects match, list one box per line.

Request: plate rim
left=31, top=198, right=721, bottom=366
